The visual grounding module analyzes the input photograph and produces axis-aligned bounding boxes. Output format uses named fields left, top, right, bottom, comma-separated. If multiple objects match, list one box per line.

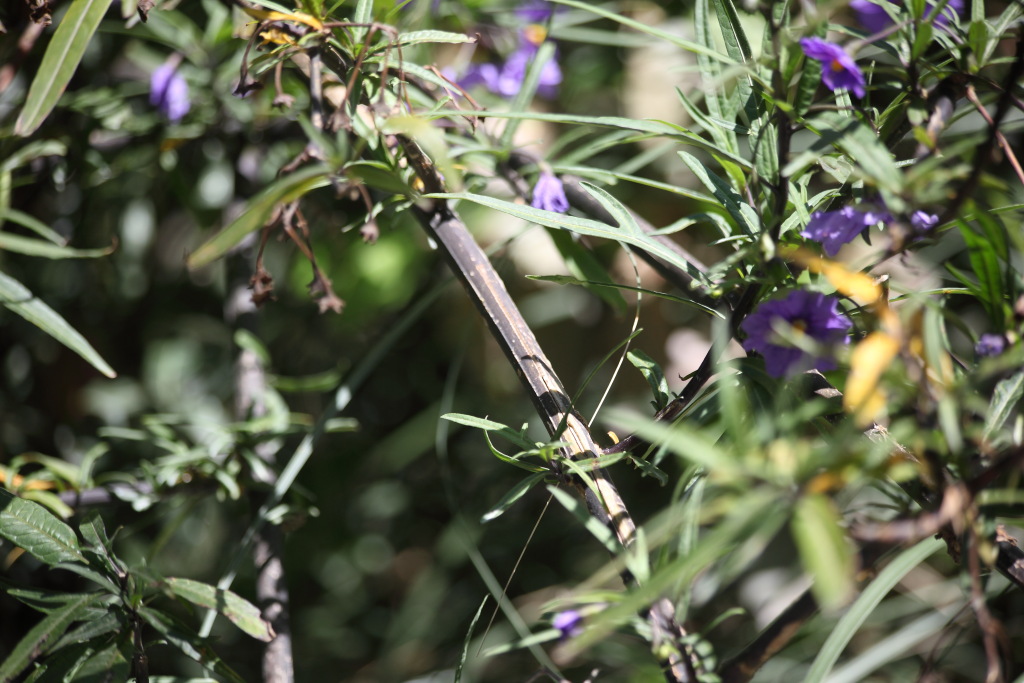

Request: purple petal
left=150, top=61, right=190, bottom=122
left=976, top=333, right=1007, bottom=358
left=850, top=0, right=896, bottom=33
left=531, top=172, right=569, bottom=213
left=800, top=37, right=866, bottom=98
left=741, top=290, right=852, bottom=378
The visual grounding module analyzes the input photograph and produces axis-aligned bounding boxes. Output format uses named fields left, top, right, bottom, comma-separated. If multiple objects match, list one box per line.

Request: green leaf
left=627, top=350, right=671, bottom=411
left=545, top=230, right=628, bottom=314
left=428, top=190, right=714, bottom=292
left=440, top=413, right=536, bottom=451
left=455, top=597, right=488, bottom=683
left=678, top=151, right=759, bottom=235
left=527, top=274, right=723, bottom=318
left=984, top=370, right=1024, bottom=440
left=0, top=208, right=67, bottom=245
left=461, top=110, right=753, bottom=170
left=958, top=219, right=1006, bottom=328
left=0, top=269, right=117, bottom=378
left=0, top=141, right=67, bottom=174
left=138, top=607, right=246, bottom=683
left=803, top=537, right=944, bottom=683
left=0, top=231, right=114, bottom=259
left=164, top=577, right=275, bottom=642
left=791, top=493, right=855, bottom=612
left=0, top=593, right=98, bottom=681
left=391, top=29, right=475, bottom=48
left=0, top=489, right=86, bottom=566
left=14, top=0, right=115, bottom=136
left=547, top=484, right=620, bottom=555
left=186, top=165, right=331, bottom=269
left=551, top=0, right=739, bottom=65
left=481, top=473, right=547, bottom=522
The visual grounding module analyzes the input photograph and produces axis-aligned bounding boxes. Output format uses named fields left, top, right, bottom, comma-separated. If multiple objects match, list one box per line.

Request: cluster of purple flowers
left=801, top=204, right=939, bottom=256
left=850, top=0, right=964, bottom=33
left=458, top=1, right=562, bottom=99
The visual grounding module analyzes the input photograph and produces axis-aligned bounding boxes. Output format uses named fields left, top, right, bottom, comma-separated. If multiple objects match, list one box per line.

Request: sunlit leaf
left=804, top=538, right=943, bottom=683
left=844, top=331, right=901, bottom=427
left=164, top=578, right=274, bottom=642
left=15, top=0, right=115, bottom=136
left=784, top=247, right=882, bottom=305
left=481, top=473, right=547, bottom=522
left=0, top=489, right=86, bottom=566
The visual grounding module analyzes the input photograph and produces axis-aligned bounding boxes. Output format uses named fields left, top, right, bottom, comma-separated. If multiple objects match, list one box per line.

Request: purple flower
left=498, top=42, right=562, bottom=97
left=459, top=41, right=562, bottom=99
left=517, top=0, right=555, bottom=23
left=741, top=291, right=853, bottom=378
left=976, top=333, right=1007, bottom=358
left=801, top=206, right=889, bottom=256
left=150, top=61, right=190, bottom=122
left=850, top=0, right=895, bottom=33
left=851, top=0, right=963, bottom=32
left=552, top=610, right=584, bottom=639
left=800, top=38, right=866, bottom=98
left=909, top=210, right=939, bottom=231
left=531, top=172, right=569, bottom=213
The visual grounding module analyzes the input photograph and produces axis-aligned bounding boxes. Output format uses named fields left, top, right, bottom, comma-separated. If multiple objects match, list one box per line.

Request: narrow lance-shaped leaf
left=15, top=0, right=116, bottom=136
left=792, top=493, right=855, bottom=612
left=984, top=370, right=1024, bottom=440
left=0, top=593, right=98, bottom=682
left=164, top=577, right=275, bottom=642
left=0, top=489, right=86, bottom=566
left=481, top=473, right=547, bottom=522
left=804, top=538, right=944, bottom=683
left=428, top=190, right=715, bottom=293
left=0, top=270, right=117, bottom=378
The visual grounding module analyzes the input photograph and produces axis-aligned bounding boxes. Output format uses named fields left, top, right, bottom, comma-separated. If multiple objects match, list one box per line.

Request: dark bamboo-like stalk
left=399, top=135, right=700, bottom=683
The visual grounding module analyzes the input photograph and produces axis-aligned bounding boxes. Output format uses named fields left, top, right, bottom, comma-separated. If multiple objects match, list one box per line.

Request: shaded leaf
left=138, top=607, right=246, bottom=683
left=0, top=593, right=98, bottom=681
left=164, top=577, right=275, bottom=642
left=627, top=350, right=672, bottom=411
left=0, top=270, right=117, bottom=378
left=0, top=231, right=115, bottom=259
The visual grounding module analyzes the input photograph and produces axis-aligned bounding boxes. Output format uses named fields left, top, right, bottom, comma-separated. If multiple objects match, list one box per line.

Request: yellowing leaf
left=844, top=331, right=901, bottom=426
left=784, top=247, right=881, bottom=305
left=241, top=7, right=324, bottom=31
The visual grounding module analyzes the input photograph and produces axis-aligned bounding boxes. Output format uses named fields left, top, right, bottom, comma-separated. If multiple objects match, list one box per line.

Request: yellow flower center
left=524, top=24, right=548, bottom=46
left=830, top=59, right=844, bottom=72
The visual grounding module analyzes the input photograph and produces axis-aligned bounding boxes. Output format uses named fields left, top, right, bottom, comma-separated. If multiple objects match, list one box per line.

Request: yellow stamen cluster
left=524, top=24, right=548, bottom=46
